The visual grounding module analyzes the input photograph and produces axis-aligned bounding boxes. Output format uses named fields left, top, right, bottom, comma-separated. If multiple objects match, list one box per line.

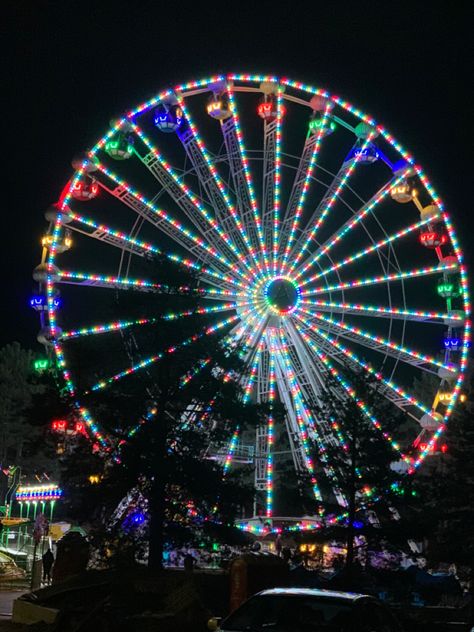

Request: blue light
left=30, top=295, right=61, bottom=311
left=346, top=143, right=379, bottom=164
left=153, top=104, right=183, bottom=133
left=30, top=295, right=46, bottom=310
left=132, top=512, right=145, bottom=524
left=123, top=510, right=147, bottom=530
left=442, top=337, right=469, bottom=350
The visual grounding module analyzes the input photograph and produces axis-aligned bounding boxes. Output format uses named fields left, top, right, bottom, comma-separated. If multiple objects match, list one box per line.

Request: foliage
left=0, top=342, right=59, bottom=480
left=310, top=365, right=413, bottom=566
left=56, top=256, right=264, bottom=567
left=413, top=370, right=474, bottom=567
left=313, top=366, right=408, bottom=516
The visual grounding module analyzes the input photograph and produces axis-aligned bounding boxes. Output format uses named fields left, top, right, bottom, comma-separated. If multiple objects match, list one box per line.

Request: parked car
left=209, top=587, right=405, bottom=631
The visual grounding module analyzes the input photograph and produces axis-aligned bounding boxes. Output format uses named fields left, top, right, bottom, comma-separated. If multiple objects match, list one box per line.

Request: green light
left=104, top=135, right=133, bottom=160
left=34, top=359, right=50, bottom=373
left=437, top=279, right=461, bottom=298
left=309, top=118, right=336, bottom=132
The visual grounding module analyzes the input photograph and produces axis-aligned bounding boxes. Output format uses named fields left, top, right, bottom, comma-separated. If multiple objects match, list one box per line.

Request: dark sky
left=4, top=1, right=472, bottom=349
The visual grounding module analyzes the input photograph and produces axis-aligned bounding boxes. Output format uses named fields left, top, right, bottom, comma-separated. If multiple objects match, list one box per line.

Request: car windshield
left=221, top=594, right=353, bottom=631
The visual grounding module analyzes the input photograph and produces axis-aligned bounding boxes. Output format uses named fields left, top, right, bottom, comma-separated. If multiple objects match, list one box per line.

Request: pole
left=30, top=540, right=38, bottom=591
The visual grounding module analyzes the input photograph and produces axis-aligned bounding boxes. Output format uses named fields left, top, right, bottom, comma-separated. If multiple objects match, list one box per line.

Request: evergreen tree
left=0, top=342, right=59, bottom=480
left=413, top=370, right=474, bottom=568
left=57, top=255, right=263, bottom=568
left=311, top=365, right=412, bottom=570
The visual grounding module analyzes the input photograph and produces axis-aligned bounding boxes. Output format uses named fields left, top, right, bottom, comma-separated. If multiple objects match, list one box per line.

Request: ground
left=0, top=591, right=26, bottom=631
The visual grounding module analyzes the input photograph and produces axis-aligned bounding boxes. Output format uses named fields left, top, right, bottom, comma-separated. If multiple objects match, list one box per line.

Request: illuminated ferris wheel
left=33, top=74, right=470, bottom=532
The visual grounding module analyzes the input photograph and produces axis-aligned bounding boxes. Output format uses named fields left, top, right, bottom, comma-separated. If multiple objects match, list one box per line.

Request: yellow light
left=439, top=391, right=453, bottom=403
left=323, top=545, right=329, bottom=553
left=309, top=544, right=316, bottom=552
left=300, top=544, right=307, bottom=552
left=42, top=235, right=54, bottom=247
left=88, top=474, right=100, bottom=484
left=64, top=238, right=73, bottom=248
left=460, top=393, right=467, bottom=403
left=207, top=101, right=222, bottom=114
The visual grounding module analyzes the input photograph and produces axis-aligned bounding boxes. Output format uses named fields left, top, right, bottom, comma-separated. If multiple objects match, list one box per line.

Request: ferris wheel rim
left=39, top=73, right=470, bottom=529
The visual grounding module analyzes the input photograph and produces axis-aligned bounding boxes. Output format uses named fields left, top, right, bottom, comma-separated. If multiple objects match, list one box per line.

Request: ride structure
left=32, top=74, right=470, bottom=534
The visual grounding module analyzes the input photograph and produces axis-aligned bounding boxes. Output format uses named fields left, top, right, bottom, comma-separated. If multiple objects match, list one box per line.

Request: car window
left=221, top=594, right=353, bottom=631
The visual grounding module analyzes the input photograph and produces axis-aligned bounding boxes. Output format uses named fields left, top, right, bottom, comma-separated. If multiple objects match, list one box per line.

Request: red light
left=258, top=102, right=274, bottom=115
left=75, top=422, right=85, bottom=434
left=419, top=443, right=427, bottom=451
left=257, top=101, right=286, bottom=121
left=51, top=419, right=67, bottom=432
left=441, top=444, right=448, bottom=453
left=419, top=231, right=448, bottom=248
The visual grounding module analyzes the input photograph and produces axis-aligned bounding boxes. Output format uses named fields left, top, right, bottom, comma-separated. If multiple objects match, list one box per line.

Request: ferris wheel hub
left=264, top=276, right=300, bottom=315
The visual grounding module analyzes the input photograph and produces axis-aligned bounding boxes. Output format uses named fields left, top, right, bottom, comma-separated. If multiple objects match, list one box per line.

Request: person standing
left=42, top=548, right=54, bottom=584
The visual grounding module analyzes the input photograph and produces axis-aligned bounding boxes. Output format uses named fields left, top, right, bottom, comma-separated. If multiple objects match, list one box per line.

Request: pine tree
left=413, top=370, right=474, bottom=568
left=310, top=365, right=411, bottom=570
left=57, top=255, right=263, bottom=568
left=0, top=342, right=59, bottom=479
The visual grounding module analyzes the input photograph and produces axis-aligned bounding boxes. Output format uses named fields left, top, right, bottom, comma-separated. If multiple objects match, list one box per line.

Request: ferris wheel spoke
left=297, top=306, right=458, bottom=375
left=63, top=206, right=239, bottom=291
left=260, top=89, right=284, bottom=275
left=65, top=206, right=161, bottom=256
left=294, top=311, right=431, bottom=418
left=176, top=97, right=263, bottom=278
left=294, top=171, right=409, bottom=280
left=222, top=339, right=265, bottom=475
left=265, top=352, right=276, bottom=516
left=90, top=159, right=246, bottom=282
left=267, top=329, right=323, bottom=506
left=301, top=261, right=458, bottom=297
left=88, top=312, right=241, bottom=393
left=56, top=270, right=242, bottom=300
left=281, top=320, right=350, bottom=507
left=223, top=84, right=269, bottom=270
left=163, top=302, right=240, bottom=321
left=179, top=357, right=213, bottom=388
left=130, top=122, right=246, bottom=268
left=299, top=215, right=433, bottom=289
left=288, top=134, right=376, bottom=275
left=292, top=316, right=409, bottom=462
left=62, top=317, right=158, bottom=340
left=279, top=102, right=333, bottom=274
left=61, top=303, right=239, bottom=341
left=300, top=298, right=457, bottom=325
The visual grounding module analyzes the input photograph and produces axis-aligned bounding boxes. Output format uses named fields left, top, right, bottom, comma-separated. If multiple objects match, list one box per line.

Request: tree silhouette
left=310, top=365, right=411, bottom=570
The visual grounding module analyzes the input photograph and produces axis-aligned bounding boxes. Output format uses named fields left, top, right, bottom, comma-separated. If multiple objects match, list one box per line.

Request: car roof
left=256, top=587, right=372, bottom=602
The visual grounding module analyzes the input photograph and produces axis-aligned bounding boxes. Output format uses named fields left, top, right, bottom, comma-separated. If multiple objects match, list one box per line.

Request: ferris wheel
left=33, top=74, right=470, bottom=533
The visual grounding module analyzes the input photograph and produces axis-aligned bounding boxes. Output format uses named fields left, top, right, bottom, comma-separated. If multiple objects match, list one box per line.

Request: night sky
left=4, top=2, right=471, bottom=350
